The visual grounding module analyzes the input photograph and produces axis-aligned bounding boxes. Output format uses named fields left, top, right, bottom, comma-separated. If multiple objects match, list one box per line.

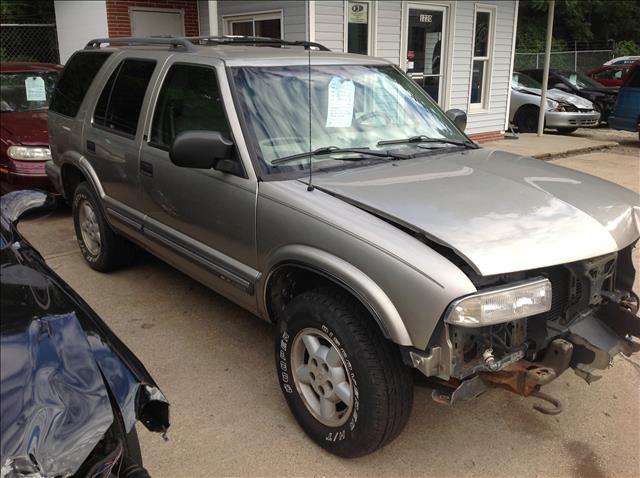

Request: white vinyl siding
left=448, top=0, right=517, bottom=135
left=376, top=0, right=402, bottom=63
left=314, top=0, right=345, bottom=51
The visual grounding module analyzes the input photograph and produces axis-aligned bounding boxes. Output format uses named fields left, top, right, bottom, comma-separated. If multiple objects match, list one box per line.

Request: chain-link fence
left=514, top=50, right=614, bottom=74
left=0, top=24, right=60, bottom=64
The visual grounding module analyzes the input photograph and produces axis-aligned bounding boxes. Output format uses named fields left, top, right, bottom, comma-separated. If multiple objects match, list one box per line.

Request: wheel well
left=266, top=265, right=375, bottom=328
left=61, top=163, right=87, bottom=201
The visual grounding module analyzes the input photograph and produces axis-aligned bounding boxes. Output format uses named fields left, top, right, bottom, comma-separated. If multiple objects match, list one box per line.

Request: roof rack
left=187, top=35, right=331, bottom=51
left=85, top=36, right=196, bottom=52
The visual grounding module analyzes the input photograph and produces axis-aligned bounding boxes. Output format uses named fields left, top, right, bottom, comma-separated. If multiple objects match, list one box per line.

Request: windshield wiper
left=377, top=135, right=478, bottom=149
left=271, top=146, right=410, bottom=165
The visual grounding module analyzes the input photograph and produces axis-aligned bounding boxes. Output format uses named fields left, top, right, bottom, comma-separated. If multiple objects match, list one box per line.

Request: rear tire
left=275, top=287, right=413, bottom=457
left=72, top=182, right=136, bottom=272
left=556, top=127, right=578, bottom=134
left=515, top=105, right=540, bottom=133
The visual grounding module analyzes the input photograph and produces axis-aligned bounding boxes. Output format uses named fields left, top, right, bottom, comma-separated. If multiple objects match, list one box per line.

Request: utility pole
left=537, top=0, right=555, bottom=136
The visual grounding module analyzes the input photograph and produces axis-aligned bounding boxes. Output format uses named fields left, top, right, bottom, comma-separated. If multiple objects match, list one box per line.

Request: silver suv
left=47, top=36, right=640, bottom=457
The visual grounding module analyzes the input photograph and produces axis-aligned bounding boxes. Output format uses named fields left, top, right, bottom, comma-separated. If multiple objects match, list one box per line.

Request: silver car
left=46, top=36, right=640, bottom=458
left=510, top=71, right=600, bottom=133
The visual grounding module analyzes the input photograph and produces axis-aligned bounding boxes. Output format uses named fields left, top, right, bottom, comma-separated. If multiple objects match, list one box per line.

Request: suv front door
left=139, top=58, right=258, bottom=309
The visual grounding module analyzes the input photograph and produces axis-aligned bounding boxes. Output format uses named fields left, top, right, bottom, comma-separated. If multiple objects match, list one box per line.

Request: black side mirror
left=169, top=131, right=234, bottom=169
left=445, top=108, right=467, bottom=131
left=0, top=190, right=56, bottom=225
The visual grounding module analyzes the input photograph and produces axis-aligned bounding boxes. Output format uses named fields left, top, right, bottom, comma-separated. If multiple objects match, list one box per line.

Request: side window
left=150, top=64, right=230, bottom=148
left=50, top=52, right=112, bottom=117
left=94, top=59, right=156, bottom=136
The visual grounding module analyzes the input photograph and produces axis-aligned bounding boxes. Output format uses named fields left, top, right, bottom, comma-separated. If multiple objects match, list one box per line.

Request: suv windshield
left=558, top=71, right=602, bottom=89
left=231, top=64, right=467, bottom=174
left=0, top=71, right=59, bottom=113
left=512, top=72, right=541, bottom=89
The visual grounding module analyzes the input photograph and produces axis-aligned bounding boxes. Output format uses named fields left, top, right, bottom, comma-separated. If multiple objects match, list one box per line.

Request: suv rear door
left=138, top=57, right=258, bottom=309
left=83, top=51, right=167, bottom=223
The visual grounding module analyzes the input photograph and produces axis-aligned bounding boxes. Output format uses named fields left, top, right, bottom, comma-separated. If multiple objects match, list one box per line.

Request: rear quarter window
left=93, top=59, right=156, bottom=137
left=49, top=51, right=112, bottom=117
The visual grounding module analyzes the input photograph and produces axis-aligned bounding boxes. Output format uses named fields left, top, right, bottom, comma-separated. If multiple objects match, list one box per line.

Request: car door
left=83, top=52, right=166, bottom=220
left=138, top=57, right=259, bottom=309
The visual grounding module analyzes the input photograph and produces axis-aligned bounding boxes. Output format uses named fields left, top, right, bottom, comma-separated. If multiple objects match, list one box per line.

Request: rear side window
left=50, top=52, right=112, bottom=117
left=150, top=64, right=230, bottom=148
left=94, top=59, right=156, bottom=136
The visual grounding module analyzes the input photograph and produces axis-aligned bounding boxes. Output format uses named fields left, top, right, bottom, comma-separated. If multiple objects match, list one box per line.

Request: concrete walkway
left=482, top=132, right=619, bottom=159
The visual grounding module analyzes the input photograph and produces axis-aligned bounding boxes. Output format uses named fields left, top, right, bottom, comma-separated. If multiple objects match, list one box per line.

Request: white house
left=51, top=0, right=519, bottom=141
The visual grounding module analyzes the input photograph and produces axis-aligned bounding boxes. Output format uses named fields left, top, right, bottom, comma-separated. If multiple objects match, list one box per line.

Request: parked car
left=587, top=64, right=633, bottom=88
left=608, top=61, right=640, bottom=139
left=1, top=63, right=62, bottom=195
left=1, top=190, right=169, bottom=477
left=520, top=68, right=618, bottom=121
left=604, top=55, right=640, bottom=66
left=47, top=36, right=640, bottom=458
left=510, top=71, right=600, bottom=133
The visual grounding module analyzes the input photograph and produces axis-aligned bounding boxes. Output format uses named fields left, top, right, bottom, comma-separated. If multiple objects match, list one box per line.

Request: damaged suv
left=46, top=36, right=640, bottom=458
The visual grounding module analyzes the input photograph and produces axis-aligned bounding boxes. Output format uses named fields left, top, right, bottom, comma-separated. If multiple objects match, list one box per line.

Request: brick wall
left=468, top=131, right=505, bottom=143
left=106, top=0, right=199, bottom=37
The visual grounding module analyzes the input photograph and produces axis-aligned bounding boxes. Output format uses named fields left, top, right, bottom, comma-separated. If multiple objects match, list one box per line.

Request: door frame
left=400, top=1, right=454, bottom=108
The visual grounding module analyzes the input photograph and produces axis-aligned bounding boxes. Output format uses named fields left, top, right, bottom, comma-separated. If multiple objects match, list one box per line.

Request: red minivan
left=1, top=62, right=62, bottom=194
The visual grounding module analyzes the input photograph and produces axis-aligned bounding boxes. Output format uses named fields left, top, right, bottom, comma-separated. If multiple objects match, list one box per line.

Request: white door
left=130, top=8, right=184, bottom=37
left=404, top=4, right=447, bottom=105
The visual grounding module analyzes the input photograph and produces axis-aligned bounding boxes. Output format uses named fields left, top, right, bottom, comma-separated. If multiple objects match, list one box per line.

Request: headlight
left=545, top=99, right=559, bottom=110
left=7, top=145, right=52, bottom=161
left=445, top=277, right=552, bottom=327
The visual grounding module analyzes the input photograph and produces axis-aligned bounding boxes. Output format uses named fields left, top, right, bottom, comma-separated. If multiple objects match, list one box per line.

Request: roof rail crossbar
left=187, top=35, right=331, bottom=51
left=85, top=36, right=196, bottom=52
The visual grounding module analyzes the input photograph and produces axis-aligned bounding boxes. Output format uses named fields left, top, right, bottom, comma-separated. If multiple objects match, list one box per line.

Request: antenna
left=307, top=45, right=314, bottom=192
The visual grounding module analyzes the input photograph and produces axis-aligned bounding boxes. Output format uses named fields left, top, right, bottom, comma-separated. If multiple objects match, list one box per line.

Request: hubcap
left=78, top=199, right=101, bottom=256
left=291, top=328, right=354, bottom=427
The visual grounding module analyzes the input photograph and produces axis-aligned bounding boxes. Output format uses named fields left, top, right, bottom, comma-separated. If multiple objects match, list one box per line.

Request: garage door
left=130, top=8, right=184, bottom=37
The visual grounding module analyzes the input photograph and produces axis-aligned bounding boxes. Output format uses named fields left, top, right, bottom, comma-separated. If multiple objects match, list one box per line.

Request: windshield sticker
left=326, top=77, right=355, bottom=128
left=25, top=76, right=46, bottom=101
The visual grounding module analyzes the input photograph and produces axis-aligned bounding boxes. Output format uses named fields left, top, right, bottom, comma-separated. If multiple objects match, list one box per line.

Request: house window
left=347, top=1, right=371, bottom=55
left=226, top=12, right=282, bottom=39
left=470, top=7, right=495, bottom=109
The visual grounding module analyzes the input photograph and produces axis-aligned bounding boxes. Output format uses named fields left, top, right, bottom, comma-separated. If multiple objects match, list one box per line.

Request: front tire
left=515, top=105, right=540, bottom=133
left=72, top=182, right=135, bottom=272
left=275, top=288, right=413, bottom=457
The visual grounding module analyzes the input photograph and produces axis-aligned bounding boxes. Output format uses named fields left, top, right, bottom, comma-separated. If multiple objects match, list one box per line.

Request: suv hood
left=310, top=149, right=640, bottom=276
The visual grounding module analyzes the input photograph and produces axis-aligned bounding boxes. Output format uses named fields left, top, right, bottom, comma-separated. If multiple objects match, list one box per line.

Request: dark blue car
left=608, top=61, right=640, bottom=139
left=1, top=190, right=169, bottom=477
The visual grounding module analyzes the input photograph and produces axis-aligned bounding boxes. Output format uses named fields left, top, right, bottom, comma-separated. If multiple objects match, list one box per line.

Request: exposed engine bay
left=408, top=243, right=640, bottom=413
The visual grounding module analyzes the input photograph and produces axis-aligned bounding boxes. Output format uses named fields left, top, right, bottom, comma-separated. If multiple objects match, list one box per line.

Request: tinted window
left=94, top=59, right=156, bottom=136
left=628, top=68, right=640, bottom=88
left=50, top=52, right=111, bottom=117
left=150, top=64, right=230, bottom=148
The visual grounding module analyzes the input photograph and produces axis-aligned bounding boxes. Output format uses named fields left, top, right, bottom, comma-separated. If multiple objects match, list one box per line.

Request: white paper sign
left=25, top=76, right=46, bottom=101
left=348, top=2, right=368, bottom=24
left=326, top=77, right=355, bottom=128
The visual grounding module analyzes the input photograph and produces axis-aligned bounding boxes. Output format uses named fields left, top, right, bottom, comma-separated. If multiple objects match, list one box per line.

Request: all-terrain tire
left=72, top=182, right=136, bottom=272
left=515, top=105, right=540, bottom=133
left=275, top=287, right=413, bottom=457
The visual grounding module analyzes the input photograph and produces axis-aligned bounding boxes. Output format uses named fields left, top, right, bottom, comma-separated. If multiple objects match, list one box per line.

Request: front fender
left=261, top=244, right=413, bottom=346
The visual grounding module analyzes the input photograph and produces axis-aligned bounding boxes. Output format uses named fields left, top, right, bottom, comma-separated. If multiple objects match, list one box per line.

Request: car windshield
left=512, top=72, right=541, bottom=89
left=0, top=71, right=59, bottom=113
left=558, top=71, right=602, bottom=89
left=231, top=64, right=467, bottom=175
